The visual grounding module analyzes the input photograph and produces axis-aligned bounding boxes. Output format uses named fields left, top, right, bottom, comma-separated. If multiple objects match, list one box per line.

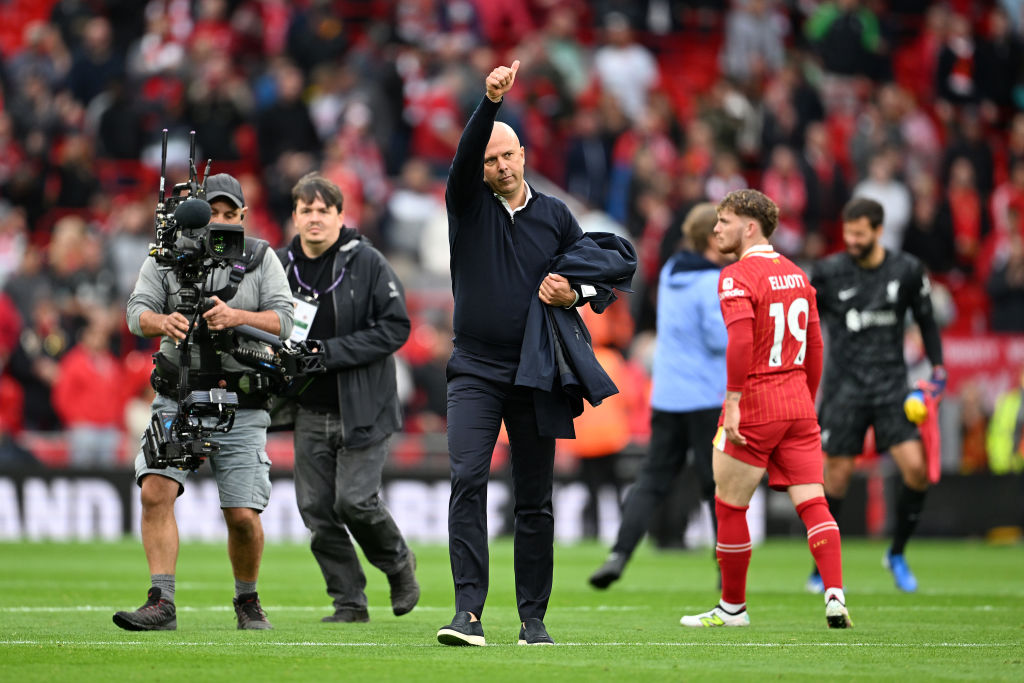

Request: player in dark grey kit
left=807, top=197, right=945, bottom=593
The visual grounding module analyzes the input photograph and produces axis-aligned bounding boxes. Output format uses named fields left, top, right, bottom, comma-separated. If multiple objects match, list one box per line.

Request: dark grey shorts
left=818, top=399, right=919, bottom=456
left=133, top=395, right=273, bottom=510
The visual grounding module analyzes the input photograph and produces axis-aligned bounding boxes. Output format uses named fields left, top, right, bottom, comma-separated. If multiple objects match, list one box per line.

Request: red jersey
left=718, top=244, right=819, bottom=425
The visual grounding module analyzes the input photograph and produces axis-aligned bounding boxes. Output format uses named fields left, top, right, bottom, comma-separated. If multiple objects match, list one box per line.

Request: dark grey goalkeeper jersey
left=812, top=250, right=943, bottom=407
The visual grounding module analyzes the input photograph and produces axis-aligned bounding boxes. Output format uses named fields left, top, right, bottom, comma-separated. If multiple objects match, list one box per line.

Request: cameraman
left=114, top=173, right=294, bottom=631
left=276, top=172, right=418, bottom=623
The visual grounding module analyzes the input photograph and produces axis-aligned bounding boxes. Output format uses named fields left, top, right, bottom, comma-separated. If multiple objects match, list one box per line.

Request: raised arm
left=446, top=60, right=520, bottom=211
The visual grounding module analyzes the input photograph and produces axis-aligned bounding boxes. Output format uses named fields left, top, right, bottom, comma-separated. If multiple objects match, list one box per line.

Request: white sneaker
left=825, top=598, right=852, bottom=629
left=680, top=604, right=750, bottom=628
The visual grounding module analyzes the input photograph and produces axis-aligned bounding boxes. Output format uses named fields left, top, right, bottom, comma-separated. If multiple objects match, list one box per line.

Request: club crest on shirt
left=887, top=279, right=900, bottom=303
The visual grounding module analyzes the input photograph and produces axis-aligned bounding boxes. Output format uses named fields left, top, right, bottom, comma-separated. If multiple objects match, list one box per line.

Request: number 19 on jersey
left=768, top=297, right=809, bottom=367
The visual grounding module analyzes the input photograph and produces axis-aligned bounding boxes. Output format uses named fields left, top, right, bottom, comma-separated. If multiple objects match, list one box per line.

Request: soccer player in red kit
left=680, top=189, right=852, bottom=629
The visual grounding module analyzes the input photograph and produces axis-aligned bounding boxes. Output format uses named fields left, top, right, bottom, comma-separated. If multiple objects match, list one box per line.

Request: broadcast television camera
left=141, top=130, right=324, bottom=472
left=149, top=130, right=244, bottom=284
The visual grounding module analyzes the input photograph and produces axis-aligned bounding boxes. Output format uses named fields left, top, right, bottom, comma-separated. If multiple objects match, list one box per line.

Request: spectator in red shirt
left=0, top=292, right=22, bottom=437
left=934, top=13, right=982, bottom=125
left=470, top=0, right=534, bottom=52
left=946, top=156, right=989, bottom=274
left=52, top=314, right=125, bottom=468
left=991, top=158, right=1024, bottom=237
left=190, top=0, right=238, bottom=58
left=407, top=67, right=463, bottom=171
left=761, top=145, right=808, bottom=257
left=0, top=292, right=19, bottom=366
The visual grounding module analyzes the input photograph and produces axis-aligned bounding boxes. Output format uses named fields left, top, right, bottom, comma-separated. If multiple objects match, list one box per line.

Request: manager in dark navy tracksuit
left=436, top=61, right=588, bottom=648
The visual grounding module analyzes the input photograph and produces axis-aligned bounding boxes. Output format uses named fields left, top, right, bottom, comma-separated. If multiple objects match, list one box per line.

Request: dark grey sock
left=151, top=574, right=175, bottom=603
left=892, top=485, right=926, bottom=556
left=825, top=494, right=844, bottom=520
left=235, top=578, right=258, bottom=598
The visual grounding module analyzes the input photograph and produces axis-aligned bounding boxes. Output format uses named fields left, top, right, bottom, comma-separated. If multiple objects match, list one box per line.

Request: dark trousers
left=579, top=453, right=622, bottom=539
left=612, top=408, right=720, bottom=557
left=293, top=407, right=410, bottom=612
left=446, top=374, right=555, bottom=620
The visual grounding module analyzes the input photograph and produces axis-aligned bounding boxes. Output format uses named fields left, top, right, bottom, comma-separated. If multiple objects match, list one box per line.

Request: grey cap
left=204, top=173, right=245, bottom=208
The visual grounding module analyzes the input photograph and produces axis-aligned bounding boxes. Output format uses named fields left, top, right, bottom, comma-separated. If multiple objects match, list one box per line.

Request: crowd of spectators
left=1, top=0, right=1023, bottom=475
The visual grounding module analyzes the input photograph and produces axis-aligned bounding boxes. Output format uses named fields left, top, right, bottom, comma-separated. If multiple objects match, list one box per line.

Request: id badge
left=290, top=294, right=320, bottom=343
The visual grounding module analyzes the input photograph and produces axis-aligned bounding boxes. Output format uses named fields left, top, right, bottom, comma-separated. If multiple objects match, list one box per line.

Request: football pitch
left=1, top=538, right=1021, bottom=681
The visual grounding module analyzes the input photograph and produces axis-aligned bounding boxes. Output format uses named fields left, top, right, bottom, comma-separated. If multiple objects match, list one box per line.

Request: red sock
left=797, top=496, right=843, bottom=590
left=715, top=496, right=751, bottom=606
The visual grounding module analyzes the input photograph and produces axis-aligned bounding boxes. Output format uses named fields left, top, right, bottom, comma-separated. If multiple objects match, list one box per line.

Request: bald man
left=436, top=62, right=590, bottom=647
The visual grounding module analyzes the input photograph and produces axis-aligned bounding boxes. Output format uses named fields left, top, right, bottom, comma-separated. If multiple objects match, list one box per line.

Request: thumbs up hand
left=486, top=60, right=520, bottom=102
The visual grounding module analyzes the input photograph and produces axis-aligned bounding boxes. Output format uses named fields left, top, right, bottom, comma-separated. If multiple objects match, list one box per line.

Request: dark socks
left=825, top=494, right=844, bottom=520
left=891, top=485, right=926, bottom=555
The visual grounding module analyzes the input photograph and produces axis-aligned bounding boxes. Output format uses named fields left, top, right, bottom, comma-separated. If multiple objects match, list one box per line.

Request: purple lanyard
left=288, top=250, right=346, bottom=300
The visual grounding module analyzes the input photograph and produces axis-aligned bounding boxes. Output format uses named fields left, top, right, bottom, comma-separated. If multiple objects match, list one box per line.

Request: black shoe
left=234, top=592, right=272, bottom=630
left=589, top=552, right=626, bottom=589
left=437, top=611, right=485, bottom=646
left=112, top=587, right=177, bottom=631
left=321, top=608, right=370, bottom=623
left=518, top=618, right=555, bottom=645
left=388, top=551, right=420, bottom=616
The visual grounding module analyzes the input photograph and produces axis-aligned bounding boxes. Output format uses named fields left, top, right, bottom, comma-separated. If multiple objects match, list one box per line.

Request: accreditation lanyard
left=288, top=250, right=346, bottom=343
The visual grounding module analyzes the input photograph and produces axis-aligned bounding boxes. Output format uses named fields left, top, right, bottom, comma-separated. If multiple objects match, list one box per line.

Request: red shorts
left=713, top=418, right=824, bottom=491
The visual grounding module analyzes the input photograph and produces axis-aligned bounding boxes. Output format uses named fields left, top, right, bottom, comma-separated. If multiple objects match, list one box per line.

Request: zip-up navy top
left=447, top=96, right=583, bottom=364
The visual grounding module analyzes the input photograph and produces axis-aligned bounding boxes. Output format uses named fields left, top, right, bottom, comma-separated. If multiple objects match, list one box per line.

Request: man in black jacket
left=277, top=172, right=418, bottom=623
left=436, top=61, right=604, bottom=648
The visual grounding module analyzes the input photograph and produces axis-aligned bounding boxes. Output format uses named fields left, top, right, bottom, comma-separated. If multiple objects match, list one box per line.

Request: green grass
left=0, top=538, right=1021, bottom=681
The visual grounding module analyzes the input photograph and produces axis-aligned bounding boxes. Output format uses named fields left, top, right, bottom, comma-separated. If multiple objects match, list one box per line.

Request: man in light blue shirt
left=590, top=203, right=729, bottom=589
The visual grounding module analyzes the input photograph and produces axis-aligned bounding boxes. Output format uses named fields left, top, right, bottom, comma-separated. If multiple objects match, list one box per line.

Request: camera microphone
left=174, top=198, right=213, bottom=231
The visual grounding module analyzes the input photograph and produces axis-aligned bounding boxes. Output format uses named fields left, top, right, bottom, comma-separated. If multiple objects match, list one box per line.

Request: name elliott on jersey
left=768, top=274, right=807, bottom=291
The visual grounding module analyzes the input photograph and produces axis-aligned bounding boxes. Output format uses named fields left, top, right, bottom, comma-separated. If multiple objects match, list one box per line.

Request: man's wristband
left=563, top=289, right=580, bottom=309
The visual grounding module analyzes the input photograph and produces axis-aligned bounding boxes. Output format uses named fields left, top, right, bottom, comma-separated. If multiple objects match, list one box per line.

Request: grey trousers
left=293, top=406, right=410, bottom=611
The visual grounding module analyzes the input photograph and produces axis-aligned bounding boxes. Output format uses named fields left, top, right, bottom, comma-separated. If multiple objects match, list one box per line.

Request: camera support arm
left=175, top=285, right=206, bottom=406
